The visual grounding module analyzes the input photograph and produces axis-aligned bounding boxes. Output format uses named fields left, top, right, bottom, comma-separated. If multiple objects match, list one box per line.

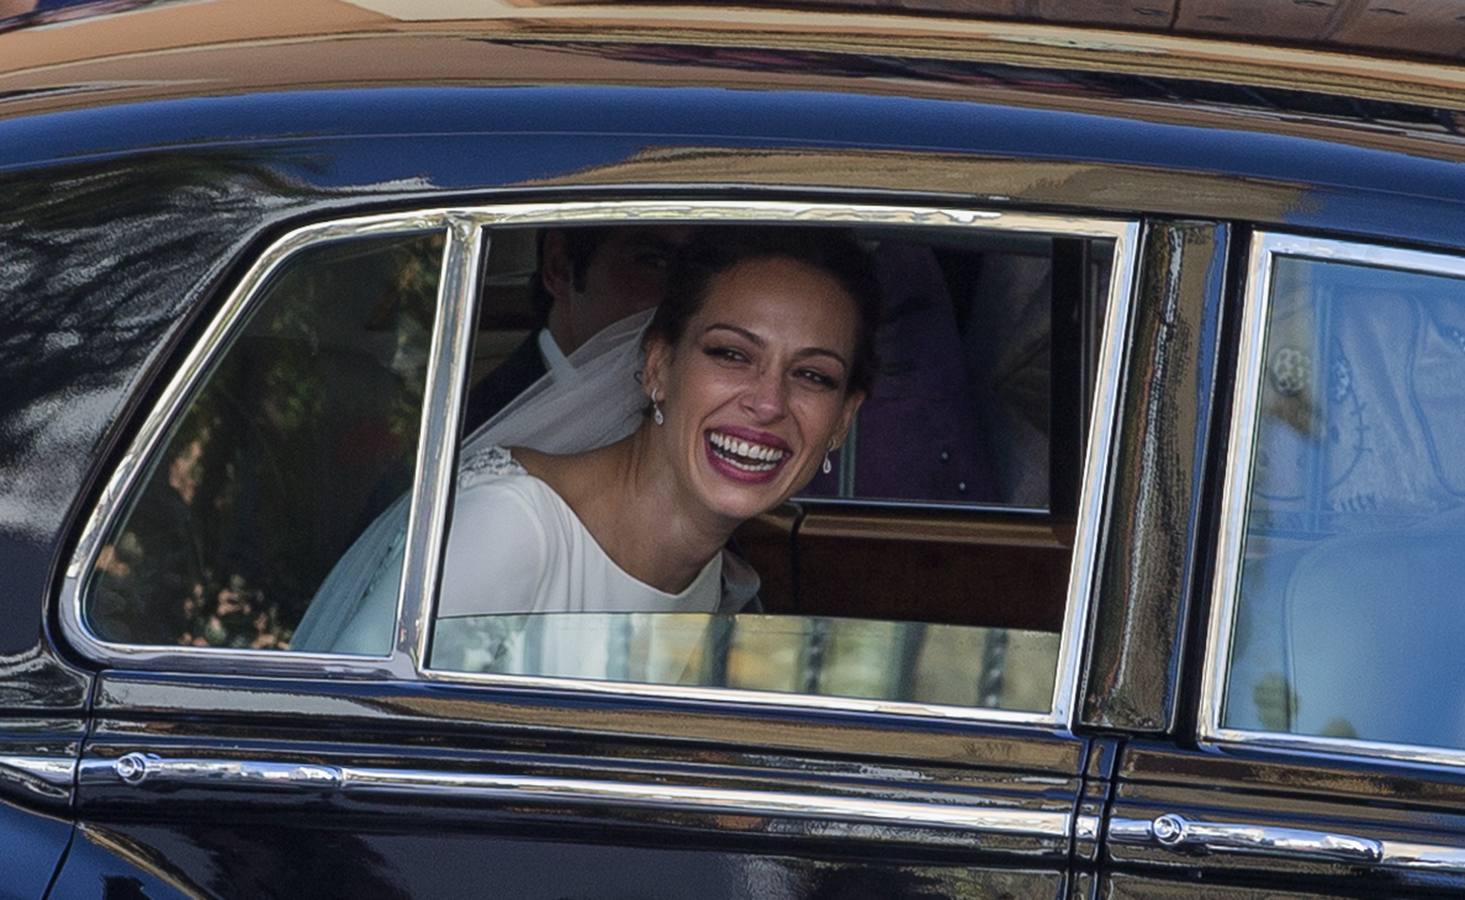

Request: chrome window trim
left=60, top=199, right=1139, bottom=732
left=392, top=220, right=486, bottom=678
left=88, top=752, right=1072, bottom=841
left=59, top=210, right=460, bottom=678
left=413, top=202, right=1139, bottom=731
left=1199, top=231, right=1465, bottom=769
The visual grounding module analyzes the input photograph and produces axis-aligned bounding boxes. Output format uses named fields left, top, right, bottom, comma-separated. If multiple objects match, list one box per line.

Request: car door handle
left=1111, top=813, right=1384, bottom=864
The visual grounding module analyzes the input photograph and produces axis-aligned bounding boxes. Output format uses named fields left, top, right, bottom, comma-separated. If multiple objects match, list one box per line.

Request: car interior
left=466, top=224, right=1114, bottom=637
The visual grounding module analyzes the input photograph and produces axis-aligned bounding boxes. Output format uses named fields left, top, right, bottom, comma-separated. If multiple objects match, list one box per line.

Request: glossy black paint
left=0, top=803, right=72, bottom=900
left=76, top=674, right=1086, bottom=896
left=90, top=672, right=1086, bottom=773
left=1108, top=742, right=1465, bottom=895
left=5, top=11, right=1465, bottom=899
left=59, top=821, right=1070, bottom=900
left=0, top=719, right=84, bottom=899
left=1081, top=221, right=1229, bottom=734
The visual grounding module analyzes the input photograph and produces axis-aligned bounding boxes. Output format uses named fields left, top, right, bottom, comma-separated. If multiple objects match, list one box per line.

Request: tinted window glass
left=85, top=232, right=443, bottom=651
left=1224, top=255, right=1465, bottom=750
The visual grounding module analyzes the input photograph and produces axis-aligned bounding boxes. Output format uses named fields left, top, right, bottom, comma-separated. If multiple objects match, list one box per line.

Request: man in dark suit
left=463, top=225, right=696, bottom=433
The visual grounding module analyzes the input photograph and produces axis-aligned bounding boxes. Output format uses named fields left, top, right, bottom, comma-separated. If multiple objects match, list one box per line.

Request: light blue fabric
left=290, top=494, right=409, bottom=655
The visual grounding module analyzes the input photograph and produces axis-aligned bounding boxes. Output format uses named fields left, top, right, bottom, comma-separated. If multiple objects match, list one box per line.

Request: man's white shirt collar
left=537, top=328, right=575, bottom=378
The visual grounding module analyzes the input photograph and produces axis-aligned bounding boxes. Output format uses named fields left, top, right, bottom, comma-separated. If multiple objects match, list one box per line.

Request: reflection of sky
left=8, top=85, right=1465, bottom=205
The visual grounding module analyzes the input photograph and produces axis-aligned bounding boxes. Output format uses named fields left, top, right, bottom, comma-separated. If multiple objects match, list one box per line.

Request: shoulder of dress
left=458, top=444, right=528, bottom=488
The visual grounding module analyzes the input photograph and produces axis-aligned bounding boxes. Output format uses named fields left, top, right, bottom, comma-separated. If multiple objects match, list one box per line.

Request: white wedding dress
left=291, top=310, right=759, bottom=655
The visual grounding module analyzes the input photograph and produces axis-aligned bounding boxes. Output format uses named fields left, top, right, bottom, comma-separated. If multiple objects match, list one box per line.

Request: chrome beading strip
left=1075, top=813, right=1101, bottom=842
left=1380, top=841, right=1465, bottom=876
left=60, top=199, right=1137, bottom=730
left=396, top=219, right=486, bottom=677
left=88, top=753, right=1069, bottom=839
left=1199, top=232, right=1465, bottom=770
left=0, top=754, right=75, bottom=806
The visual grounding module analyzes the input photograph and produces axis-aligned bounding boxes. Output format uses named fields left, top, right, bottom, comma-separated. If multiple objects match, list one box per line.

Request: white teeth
left=709, top=431, right=787, bottom=469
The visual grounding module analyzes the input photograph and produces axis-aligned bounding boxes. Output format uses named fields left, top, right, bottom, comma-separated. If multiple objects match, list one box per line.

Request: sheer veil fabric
left=291, top=309, right=759, bottom=654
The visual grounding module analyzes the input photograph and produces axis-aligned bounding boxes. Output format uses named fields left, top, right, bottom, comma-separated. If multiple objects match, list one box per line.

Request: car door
left=51, top=198, right=1144, bottom=898
left=1099, top=231, right=1465, bottom=897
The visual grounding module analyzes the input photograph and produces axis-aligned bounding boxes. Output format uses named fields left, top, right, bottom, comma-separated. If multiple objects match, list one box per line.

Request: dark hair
left=530, top=226, right=611, bottom=320
left=645, top=227, right=881, bottom=394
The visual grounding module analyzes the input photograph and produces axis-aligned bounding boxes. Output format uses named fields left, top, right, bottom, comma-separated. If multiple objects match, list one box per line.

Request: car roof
left=3, top=0, right=1465, bottom=110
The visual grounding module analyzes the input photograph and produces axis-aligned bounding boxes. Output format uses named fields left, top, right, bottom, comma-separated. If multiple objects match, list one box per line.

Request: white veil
left=291, top=310, right=654, bottom=654
left=462, top=307, right=652, bottom=455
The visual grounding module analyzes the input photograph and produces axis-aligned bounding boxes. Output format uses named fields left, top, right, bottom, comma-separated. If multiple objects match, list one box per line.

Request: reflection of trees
left=89, top=231, right=441, bottom=649
left=0, top=150, right=311, bottom=487
left=1, top=149, right=335, bottom=663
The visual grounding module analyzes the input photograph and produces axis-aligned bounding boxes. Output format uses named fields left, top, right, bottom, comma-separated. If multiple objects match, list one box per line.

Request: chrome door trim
left=86, top=753, right=1070, bottom=839
left=0, top=754, right=75, bottom=807
left=1381, top=841, right=1465, bottom=875
left=1198, top=231, right=1465, bottom=770
left=59, top=198, right=1139, bottom=731
left=1110, top=814, right=1465, bottom=875
left=394, top=219, right=486, bottom=677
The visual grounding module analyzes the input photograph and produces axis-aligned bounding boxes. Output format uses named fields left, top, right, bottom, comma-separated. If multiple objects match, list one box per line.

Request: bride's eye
left=705, top=345, right=749, bottom=364
left=796, top=368, right=839, bottom=390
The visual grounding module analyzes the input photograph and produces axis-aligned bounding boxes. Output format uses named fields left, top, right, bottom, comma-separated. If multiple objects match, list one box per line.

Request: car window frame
left=59, top=198, right=1140, bottom=732
left=1200, top=229, right=1465, bottom=769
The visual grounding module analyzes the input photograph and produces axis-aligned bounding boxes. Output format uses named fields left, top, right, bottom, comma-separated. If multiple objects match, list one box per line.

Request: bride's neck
left=531, top=430, right=735, bottom=594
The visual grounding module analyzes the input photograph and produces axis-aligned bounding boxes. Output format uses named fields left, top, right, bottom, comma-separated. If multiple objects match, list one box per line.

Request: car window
left=67, top=203, right=1135, bottom=726
left=83, top=231, right=444, bottom=652
left=799, top=233, right=1112, bottom=510
left=1217, top=237, right=1465, bottom=753
left=428, top=214, right=1136, bottom=720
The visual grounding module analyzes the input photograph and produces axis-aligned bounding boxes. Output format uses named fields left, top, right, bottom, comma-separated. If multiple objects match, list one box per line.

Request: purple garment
left=804, top=242, right=993, bottom=503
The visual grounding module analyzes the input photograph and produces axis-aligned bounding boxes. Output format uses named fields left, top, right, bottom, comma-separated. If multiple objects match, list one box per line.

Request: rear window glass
left=85, top=232, right=443, bottom=651
left=1222, top=249, right=1465, bottom=751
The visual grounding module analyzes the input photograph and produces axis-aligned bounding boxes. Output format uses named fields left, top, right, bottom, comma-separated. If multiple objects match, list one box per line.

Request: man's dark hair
left=529, top=227, right=612, bottom=320
left=646, top=227, right=881, bottom=395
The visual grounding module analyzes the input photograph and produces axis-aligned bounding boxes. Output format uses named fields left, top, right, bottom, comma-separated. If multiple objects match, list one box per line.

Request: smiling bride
left=436, top=228, right=881, bottom=619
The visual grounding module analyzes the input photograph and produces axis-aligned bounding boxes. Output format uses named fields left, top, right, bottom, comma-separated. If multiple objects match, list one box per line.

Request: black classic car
left=4, top=1, right=1465, bottom=897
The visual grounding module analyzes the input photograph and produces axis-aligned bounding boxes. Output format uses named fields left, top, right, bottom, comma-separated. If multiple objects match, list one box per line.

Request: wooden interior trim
left=796, top=507, right=1074, bottom=549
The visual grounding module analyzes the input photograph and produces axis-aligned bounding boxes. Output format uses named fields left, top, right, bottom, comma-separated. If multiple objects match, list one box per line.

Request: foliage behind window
left=87, top=232, right=443, bottom=649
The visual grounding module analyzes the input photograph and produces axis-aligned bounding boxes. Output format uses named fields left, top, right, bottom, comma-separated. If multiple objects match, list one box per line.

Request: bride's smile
left=643, top=253, right=866, bottom=524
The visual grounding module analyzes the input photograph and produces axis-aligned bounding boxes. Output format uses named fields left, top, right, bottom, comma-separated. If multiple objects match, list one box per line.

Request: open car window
left=428, top=209, right=1136, bottom=722
left=65, top=202, right=1136, bottom=727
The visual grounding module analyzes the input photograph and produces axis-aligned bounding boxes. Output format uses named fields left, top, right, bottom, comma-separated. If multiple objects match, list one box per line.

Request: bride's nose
left=739, top=367, right=788, bottom=421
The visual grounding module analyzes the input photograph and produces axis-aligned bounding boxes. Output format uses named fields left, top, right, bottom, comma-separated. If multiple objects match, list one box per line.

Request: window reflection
left=86, top=232, right=443, bottom=650
left=433, top=613, right=1058, bottom=712
left=1225, top=254, right=1465, bottom=751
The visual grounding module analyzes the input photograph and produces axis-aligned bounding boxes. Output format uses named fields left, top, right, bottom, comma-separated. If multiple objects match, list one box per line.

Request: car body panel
left=4, top=3, right=1465, bottom=897
left=1079, top=219, right=1230, bottom=734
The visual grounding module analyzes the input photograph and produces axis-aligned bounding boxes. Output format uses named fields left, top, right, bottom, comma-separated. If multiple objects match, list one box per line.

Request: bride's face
left=644, top=255, right=865, bottom=523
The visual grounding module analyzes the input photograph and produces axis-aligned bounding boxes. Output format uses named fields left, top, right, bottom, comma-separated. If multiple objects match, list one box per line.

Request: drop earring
left=822, top=443, right=834, bottom=475
left=652, top=389, right=665, bottom=426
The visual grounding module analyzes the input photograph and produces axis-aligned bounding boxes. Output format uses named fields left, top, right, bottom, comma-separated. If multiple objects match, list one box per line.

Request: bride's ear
left=832, top=389, right=865, bottom=448
left=641, top=335, right=671, bottom=400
